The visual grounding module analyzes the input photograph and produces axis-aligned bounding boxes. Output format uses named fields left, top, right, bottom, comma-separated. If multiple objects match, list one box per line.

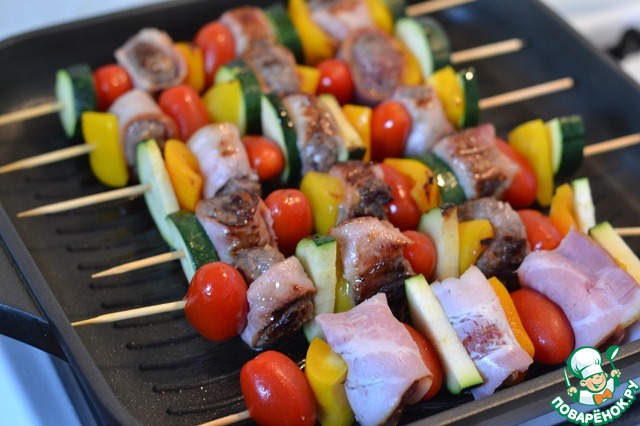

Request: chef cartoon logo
left=550, top=345, right=639, bottom=425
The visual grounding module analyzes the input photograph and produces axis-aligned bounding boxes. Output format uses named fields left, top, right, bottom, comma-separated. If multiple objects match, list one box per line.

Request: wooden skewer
left=92, top=250, right=186, bottom=278
left=16, top=183, right=150, bottom=218
left=616, top=227, right=640, bottom=238
left=583, top=133, right=640, bottom=157
left=71, top=300, right=186, bottom=327
left=0, top=144, right=95, bottom=173
left=0, top=101, right=63, bottom=127
left=451, top=38, right=524, bottom=64
left=406, top=0, right=476, bottom=16
left=479, top=77, right=574, bottom=110
left=199, top=411, right=251, bottom=426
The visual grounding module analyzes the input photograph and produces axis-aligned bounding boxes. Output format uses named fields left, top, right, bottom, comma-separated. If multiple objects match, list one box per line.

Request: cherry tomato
left=184, top=262, right=248, bottom=342
left=402, top=230, right=437, bottom=279
left=92, top=64, right=132, bottom=111
left=379, top=163, right=421, bottom=231
left=370, top=101, right=411, bottom=162
left=265, top=189, right=313, bottom=257
left=240, top=350, right=316, bottom=426
left=517, top=209, right=562, bottom=251
left=158, top=85, right=211, bottom=141
left=511, top=288, right=574, bottom=364
left=495, top=138, right=537, bottom=208
left=194, top=21, right=236, bottom=89
left=316, top=59, right=354, bottom=105
left=402, top=323, right=443, bottom=401
left=242, top=135, right=285, bottom=181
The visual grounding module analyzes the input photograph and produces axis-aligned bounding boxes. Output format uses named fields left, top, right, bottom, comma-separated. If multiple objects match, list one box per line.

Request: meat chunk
left=241, top=256, right=316, bottom=348
left=317, top=293, right=432, bottom=426
left=329, top=217, right=413, bottom=311
left=235, top=245, right=286, bottom=284
left=115, top=28, right=186, bottom=92
left=518, top=228, right=640, bottom=349
left=328, top=161, right=391, bottom=223
left=432, top=266, right=533, bottom=399
left=338, top=28, right=405, bottom=106
left=458, top=198, right=529, bottom=288
left=195, top=192, right=277, bottom=265
left=390, top=85, right=454, bottom=157
left=108, top=89, right=178, bottom=169
left=284, top=93, right=342, bottom=175
left=308, top=0, right=375, bottom=41
left=432, top=124, right=518, bottom=200
left=187, top=123, right=259, bottom=198
left=220, top=7, right=277, bottom=56
left=242, top=42, right=301, bottom=96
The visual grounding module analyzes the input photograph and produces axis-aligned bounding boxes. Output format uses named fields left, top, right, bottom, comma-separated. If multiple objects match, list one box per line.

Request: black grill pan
left=1, top=1, right=640, bottom=425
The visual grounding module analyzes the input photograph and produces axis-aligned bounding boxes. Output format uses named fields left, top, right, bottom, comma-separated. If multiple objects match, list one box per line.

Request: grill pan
left=1, top=0, right=640, bottom=424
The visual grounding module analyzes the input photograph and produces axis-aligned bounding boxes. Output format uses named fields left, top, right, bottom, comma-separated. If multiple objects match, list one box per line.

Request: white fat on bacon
left=317, top=293, right=432, bottom=426
left=309, top=0, right=374, bottom=42
left=432, top=265, right=533, bottom=399
left=241, top=256, right=316, bottom=349
left=187, top=123, right=258, bottom=199
left=518, top=228, right=640, bottom=349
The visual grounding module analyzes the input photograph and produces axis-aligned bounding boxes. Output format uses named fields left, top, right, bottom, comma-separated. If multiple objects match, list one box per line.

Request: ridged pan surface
left=0, top=0, right=639, bottom=425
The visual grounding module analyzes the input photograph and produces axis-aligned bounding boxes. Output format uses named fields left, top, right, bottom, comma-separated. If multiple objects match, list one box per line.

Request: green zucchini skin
left=457, top=67, right=479, bottom=128
left=415, top=153, right=467, bottom=205
left=265, top=4, right=304, bottom=64
left=215, top=59, right=263, bottom=135
left=547, top=115, right=585, bottom=179
left=55, top=64, right=97, bottom=139
left=167, top=210, right=219, bottom=282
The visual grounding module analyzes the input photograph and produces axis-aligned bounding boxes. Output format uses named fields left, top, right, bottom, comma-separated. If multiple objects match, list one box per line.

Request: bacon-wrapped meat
left=317, top=293, right=432, bottom=426
left=241, top=256, right=316, bottom=348
left=308, top=0, right=375, bottom=42
left=195, top=192, right=277, bottom=265
left=283, top=93, right=342, bottom=175
left=108, top=89, right=178, bottom=169
left=242, top=42, right=301, bottom=96
left=235, top=245, right=285, bottom=284
left=220, top=6, right=277, bottom=56
left=115, top=28, right=186, bottom=92
left=187, top=123, right=260, bottom=199
left=432, top=266, right=533, bottom=399
left=518, top=228, right=640, bottom=349
left=329, top=217, right=413, bottom=311
left=432, top=124, right=518, bottom=200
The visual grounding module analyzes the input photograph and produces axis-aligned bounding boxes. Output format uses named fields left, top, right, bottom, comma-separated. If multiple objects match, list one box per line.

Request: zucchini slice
left=167, top=210, right=219, bottom=282
left=394, top=17, right=451, bottom=82
left=545, top=115, right=585, bottom=178
left=571, top=177, right=595, bottom=233
left=261, top=92, right=302, bottom=186
left=381, top=0, right=406, bottom=20
left=296, top=234, right=338, bottom=342
left=55, top=64, right=97, bottom=139
left=418, top=204, right=460, bottom=280
left=265, top=3, right=304, bottom=64
left=137, top=139, right=180, bottom=246
left=457, top=67, right=480, bottom=128
left=215, top=59, right=263, bottom=135
left=416, top=153, right=466, bottom=205
left=589, top=221, right=640, bottom=287
left=318, top=94, right=366, bottom=161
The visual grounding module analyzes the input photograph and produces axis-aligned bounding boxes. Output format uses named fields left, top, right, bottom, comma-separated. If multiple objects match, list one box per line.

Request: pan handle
left=0, top=204, right=64, bottom=359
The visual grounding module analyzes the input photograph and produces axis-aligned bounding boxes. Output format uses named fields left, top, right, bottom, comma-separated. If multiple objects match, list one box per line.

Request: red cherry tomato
left=240, top=351, right=316, bottom=426
left=402, top=230, right=437, bottom=280
left=194, top=21, right=236, bottom=89
left=511, top=288, right=575, bottom=364
left=517, top=209, right=562, bottom=251
left=402, top=323, right=443, bottom=401
left=495, top=138, right=537, bottom=208
left=158, top=85, right=211, bottom=141
left=92, top=64, right=132, bottom=111
left=242, top=135, right=285, bottom=181
left=184, top=262, right=248, bottom=342
left=316, top=59, right=354, bottom=105
left=370, top=101, right=411, bottom=162
left=379, top=163, right=421, bottom=231
left=264, top=189, right=313, bottom=256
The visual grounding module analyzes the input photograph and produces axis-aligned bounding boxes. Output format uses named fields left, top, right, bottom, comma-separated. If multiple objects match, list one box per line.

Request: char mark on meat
left=235, top=245, right=286, bottom=284
left=216, top=177, right=262, bottom=198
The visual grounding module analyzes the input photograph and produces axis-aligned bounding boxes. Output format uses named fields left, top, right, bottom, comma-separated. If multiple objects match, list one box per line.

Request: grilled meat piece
left=242, top=42, right=301, bottom=96
left=458, top=197, right=529, bottom=288
left=308, top=0, right=374, bottom=41
left=220, top=6, right=277, bottom=56
left=235, top=245, right=286, bottom=284
left=195, top=192, right=277, bottom=265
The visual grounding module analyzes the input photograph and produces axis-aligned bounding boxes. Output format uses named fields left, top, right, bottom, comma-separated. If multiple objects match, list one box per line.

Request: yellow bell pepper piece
left=174, top=42, right=205, bottom=94
left=429, top=66, right=464, bottom=129
left=549, top=183, right=576, bottom=237
left=297, top=65, right=322, bottom=95
left=202, top=79, right=244, bottom=134
left=398, top=43, right=423, bottom=86
left=458, top=219, right=493, bottom=275
left=164, top=140, right=203, bottom=213
left=508, top=119, right=554, bottom=207
left=289, top=0, right=337, bottom=65
left=81, top=112, right=129, bottom=188
left=383, top=158, right=441, bottom=212
left=342, top=104, right=372, bottom=162
left=364, top=0, right=393, bottom=34
left=300, top=171, right=346, bottom=234
left=306, top=338, right=354, bottom=426
left=488, top=277, right=535, bottom=359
